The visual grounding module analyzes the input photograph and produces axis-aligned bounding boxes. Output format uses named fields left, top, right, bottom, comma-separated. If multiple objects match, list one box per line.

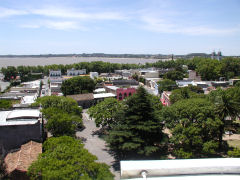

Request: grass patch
left=227, top=139, right=240, bottom=148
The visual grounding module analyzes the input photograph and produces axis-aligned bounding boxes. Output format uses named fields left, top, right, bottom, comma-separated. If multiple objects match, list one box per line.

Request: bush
left=228, top=148, right=240, bottom=157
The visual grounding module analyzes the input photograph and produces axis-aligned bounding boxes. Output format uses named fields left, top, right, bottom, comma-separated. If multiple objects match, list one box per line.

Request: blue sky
left=0, top=0, right=239, bottom=55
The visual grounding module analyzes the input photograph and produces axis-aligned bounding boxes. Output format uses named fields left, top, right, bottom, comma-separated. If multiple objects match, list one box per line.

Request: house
left=67, top=93, right=116, bottom=108
left=67, top=93, right=94, bottom=109
left=139, top=68, right=159, bottom=78
left=229, top=79, right=240, bottom=86
left=112, top=79, right=139, bottom=86
left=90, top=72, right=99, bottom=79
left=188, top=70, right=201, bottom=81
left=160, top=91, right=172, bottom=106
left=67, top=68, right=86, bottom=76
left=104, top=86, right=136, bottom=100
left=49, top=70, right=61, bottom=77
left=4, top=141, right=42, bottom=180
left=0, top=109, right=42, bottom=153
left=211, top=81, right=229, bottom=88
left=145, top=78, right=161, bottom=95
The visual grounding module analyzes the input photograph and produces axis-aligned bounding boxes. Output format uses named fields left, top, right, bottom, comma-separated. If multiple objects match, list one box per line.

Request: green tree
left=107, top=86, right=165, bottom=158
left=46, top=113, right=80, bottom=137
left=61, top=76, right=95, bottom=96
left=158, top=79, right=177, bottom=93
left=1, top=66, right=17, bottom=81
left=163, top=70, right=185, bottom=81
left=170, top=86, right=205, bottom=104
left=27, top=136, right=114, bottom=180
left=34, top=96, right=82, bottom=116
left=88, top=98, right=123, bottom=130
left=0, top=100, right=12, bottom=109
left=162, top=98, right=222, bottom=158
left=228, top=148, right=240, bottom=157
left=196, top=58, right=222, bottom=80
left=208, top=88, right=240, bottom=148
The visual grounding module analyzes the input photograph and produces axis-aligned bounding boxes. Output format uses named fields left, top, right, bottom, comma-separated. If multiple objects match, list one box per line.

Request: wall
left=0, top=121, right=42, bottom=152
left=117, top=88, right=136, bottom=100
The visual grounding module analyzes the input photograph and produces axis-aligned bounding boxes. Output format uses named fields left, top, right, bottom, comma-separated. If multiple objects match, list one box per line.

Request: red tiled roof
left=5, top=141, right=42, bottom=173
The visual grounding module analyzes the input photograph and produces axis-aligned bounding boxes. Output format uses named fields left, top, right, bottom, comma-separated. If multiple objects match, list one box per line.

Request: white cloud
left=141, top=16, right=239, bottom=35
left=30, top=7, right=127, bottom=21
left=20, top=20, right=87, bottom=30
left=0, top=7, right=27, bottom=18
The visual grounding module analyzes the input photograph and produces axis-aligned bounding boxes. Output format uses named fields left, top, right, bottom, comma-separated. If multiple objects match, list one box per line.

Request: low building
left=104, top=86, right=136, bottom=100
left=139, top=69, right=159, bottom=78
left=67, top=68, right=86, bottom=76
left=160, top=91, right=172, bottom=106
left=211, top=81, right=229, bottom=88
left=0, top=109, right=42, bottom=153
left=49, top=70, right=61, bottom=77
left=188, top=70, right=201, bottom=81
left=229, top=79, right=240, bottom=86
left=112, top=79, right=139, bottom=86
left=93, top=93, right=116, bottom=103
left=117, top=88, right=136, bottom=100
left=93, top=88, right=106, bottom=94
left=90, top=72, right=99, bottom=79
left=4, top=141, right=42, bottom=180
left=145, top=78, right=161, bottom=95
left=68, top=93, right=116, bottom=108
left=67, top=93, right=94, bottom=109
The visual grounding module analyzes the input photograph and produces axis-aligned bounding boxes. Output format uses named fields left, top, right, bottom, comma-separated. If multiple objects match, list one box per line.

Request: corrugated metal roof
left=93, top=93, right=116, bottom=99
left=0, top=110, right=40, bottom=126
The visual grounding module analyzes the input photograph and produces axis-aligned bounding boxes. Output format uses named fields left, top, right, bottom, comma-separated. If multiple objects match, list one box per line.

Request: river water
left=0, top=57, right=163, bottom=68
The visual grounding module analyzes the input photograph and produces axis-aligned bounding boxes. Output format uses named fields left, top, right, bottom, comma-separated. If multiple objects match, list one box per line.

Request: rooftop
left=67, top=93, right=94, bottom=101
left=105, top=86, right=118, bottom=91
left=5, top=141, right=42, bottom=173
left=93, top=93, right=116, bottom=99
left=0, top=109, right=40, bottom=126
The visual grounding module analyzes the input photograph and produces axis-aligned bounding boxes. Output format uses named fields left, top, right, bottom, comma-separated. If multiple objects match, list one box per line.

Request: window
left=129, top=92, right=132, bottom=96
left=124, top=93, right=127, bottom=98
left=119, top=93, right=122, bottom=100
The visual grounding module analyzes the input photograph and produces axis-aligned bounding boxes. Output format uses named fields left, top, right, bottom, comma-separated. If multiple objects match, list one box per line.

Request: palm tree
left=209, top=88, right=239, bottom=149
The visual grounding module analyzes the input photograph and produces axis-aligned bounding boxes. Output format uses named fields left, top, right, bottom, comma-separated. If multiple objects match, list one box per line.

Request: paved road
left=76, top=110, right=120, bottom=180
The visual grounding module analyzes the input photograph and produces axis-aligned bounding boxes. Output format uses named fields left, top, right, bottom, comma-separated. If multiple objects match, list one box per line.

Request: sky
left=0, top=0, right=240, bottom=55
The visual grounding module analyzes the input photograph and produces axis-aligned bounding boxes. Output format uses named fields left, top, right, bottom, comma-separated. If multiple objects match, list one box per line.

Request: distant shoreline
left=0, top=57, right=163, bottom=68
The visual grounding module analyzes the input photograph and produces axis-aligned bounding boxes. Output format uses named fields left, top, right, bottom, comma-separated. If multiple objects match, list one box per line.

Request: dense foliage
left=162, top=98, right=222, bottom=158
left=88, top=98, right=124, bottom=129
left=34, top=95, right=82, bottom=116
left=208, top=87, right=240, bottom=148
left=170, top=86, right=205, bottom=104
left=107, top=86, right=165, bottom=158
left=34, top=96, right=83, bottom=136
left=0, top=99, right=12, bottom=109
left=61, top=76, right=95, bottom=96
left=27, top=136, right=114, bottom=180
left=158, top=79, right=177, bottom=93
left=163, top=70, right=185, bottom=81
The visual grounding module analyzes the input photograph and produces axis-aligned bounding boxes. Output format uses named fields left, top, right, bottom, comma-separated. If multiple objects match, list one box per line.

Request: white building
left=67, top=68, right=86, bottom=76
left=90, top=72, right=99, bottom=79
left=0, top=109, right=42, bottom=153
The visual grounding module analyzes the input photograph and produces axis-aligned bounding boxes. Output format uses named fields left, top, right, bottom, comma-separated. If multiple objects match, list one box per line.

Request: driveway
left=76, top=110, right=120, bottom=180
